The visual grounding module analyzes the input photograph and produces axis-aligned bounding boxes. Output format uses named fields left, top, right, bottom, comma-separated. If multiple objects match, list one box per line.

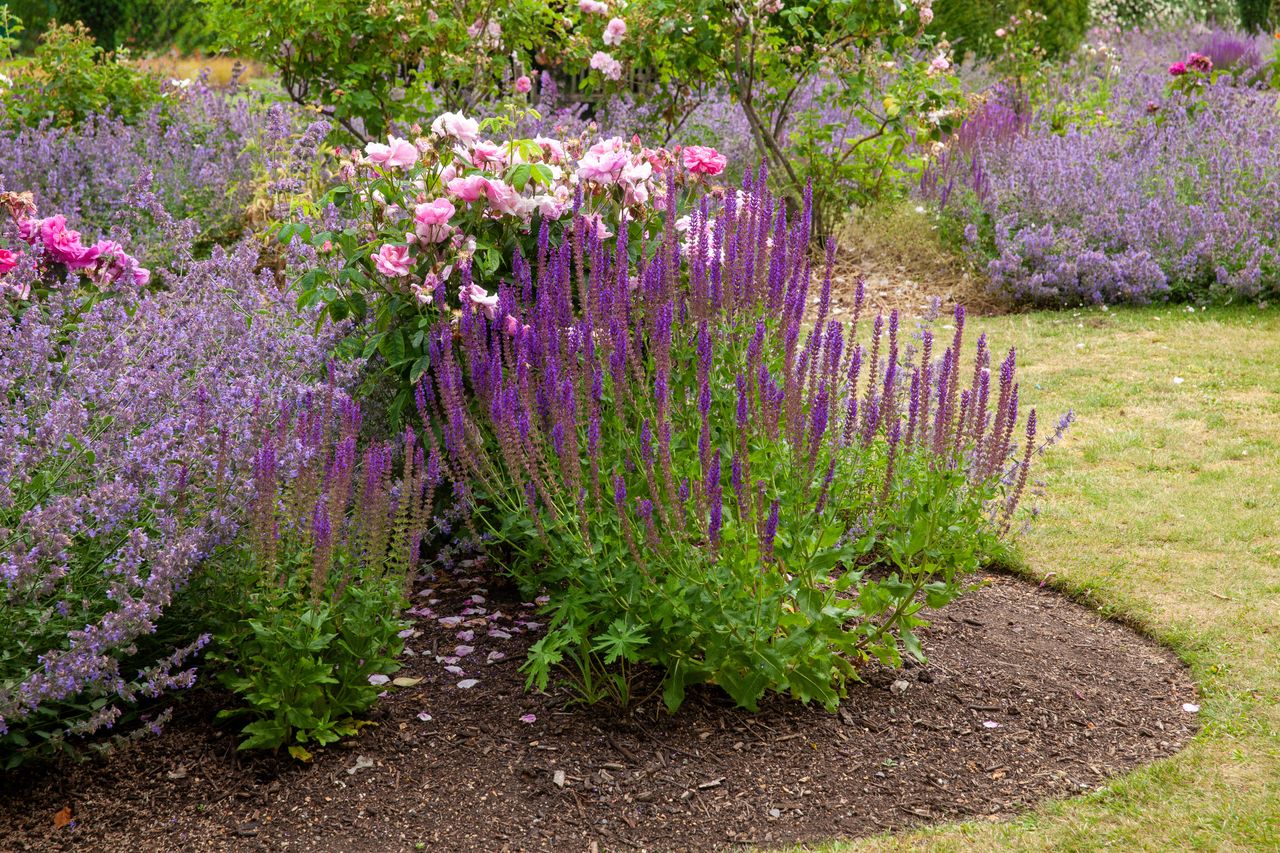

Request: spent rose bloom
left=0, top=248, right=18, bottom=275
left=681, top=145, right=727, bottom=176
left=373, top=244, right=413, bottom=277
left=603, top=17, right=627, bottom=46
left=91, top=240, right=150, bottom=287
left=514, top=75, right=532, bottom=94
left=431, top=112, right=481, bottom=145
left=463, top=282, right=499, bottom=319
left=589, top=50, right=623, bottom=81
left=365, top=136, right=419, bottom=168
left=1187, top=53, right=1213, bottom=73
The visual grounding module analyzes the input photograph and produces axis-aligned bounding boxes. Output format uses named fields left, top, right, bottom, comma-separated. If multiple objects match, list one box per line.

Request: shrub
left=932, top=0, right=1091, bottom=60
left=1237, top=0, right=1275, bottom=31
left=416, top=175, right=1067, bottom=712
left=289, top=117, right=710, bottom=420
left=0, top=19, right=163, bottom=128
left=205, top=392, right=431, bottom=756
left=607, top=0, right=961, bottom=236
left=0, top=197, right=343, bottom=767
left=203, top=0, right=570, bottom=141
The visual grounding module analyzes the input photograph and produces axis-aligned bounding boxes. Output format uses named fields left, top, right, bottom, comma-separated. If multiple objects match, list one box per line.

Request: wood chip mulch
left=0, top=573, right=1197, bottom=852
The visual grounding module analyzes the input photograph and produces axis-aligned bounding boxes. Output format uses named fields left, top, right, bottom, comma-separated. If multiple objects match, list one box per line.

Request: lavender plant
left=418, top=173, right=1066, bottom=712
left=0, top=208, right=344, bottom=766
left=205, top=390, right=433, bottom=756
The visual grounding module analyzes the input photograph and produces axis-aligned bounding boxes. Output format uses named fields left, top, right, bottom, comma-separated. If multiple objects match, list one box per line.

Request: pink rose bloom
left=603, top=17, right=626, bottom=46
left=463, top=283, right=499, bottom=319
left=682, top=145, right=727, bottom=176
left=482, top=178, right=521, bottom=215
left=448, top=175, right=490, bottom=202
left=414, top=198, right=456, bottom=242
left=373, top=244, right=413, bottom=277
left=40, top=217, right=100, bottom=269
left=533, top=136, right=568, bottom=163
left=0, top=248, right=18, bottom=275
left=577, top=148, right=630, bottom=184
left=929, top=53, right=951, bottom=74
left=589, top=51, right=623, bottom=81
left=578, top=0, right=608, bottom=13
left=431, top=112, right=480, bottom=145
left=534, top=194, right=566, bottom=219
left=1168, top=61, right=1187, bottom=76
left=365, top=136, right=419, bottom=168
left=920, top=7, right=933, bottom=25
left=514, top=75, right=532, bottom=94
left=471, top=140, right=507, bottom=169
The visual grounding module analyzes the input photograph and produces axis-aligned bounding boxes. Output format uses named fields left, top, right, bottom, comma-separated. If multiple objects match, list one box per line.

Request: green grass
left=818, top=304, right=1280, bottom=851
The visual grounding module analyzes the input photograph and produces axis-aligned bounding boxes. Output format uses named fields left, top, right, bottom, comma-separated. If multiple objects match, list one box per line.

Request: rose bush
left=286, top=113, right=724, bottom=418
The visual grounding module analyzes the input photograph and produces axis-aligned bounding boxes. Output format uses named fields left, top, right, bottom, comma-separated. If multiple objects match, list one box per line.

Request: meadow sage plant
left=417, top=171, right=1069, bottom=712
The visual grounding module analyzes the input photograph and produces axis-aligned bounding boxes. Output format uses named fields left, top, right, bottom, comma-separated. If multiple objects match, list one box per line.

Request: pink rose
left=471, top=140, right=507, bottom=169
left=578, top=0, right=608, bottom=13
left=0, top=248, right=18, bottom=275
left=463, top=282, right=499, bottom=319
left=373, top=244, right=413, bottom=277
left=514, top=75, right=532, bottom=94
left=589, top=51, right=623, bottom=81
left=365, top=136, right=419, bottom=168
left=577, top=148, right=630, bottom=184
left=603, top=17, right=626, bottom=46
left=1168, top=61, right=1187, bottom=76
left=681, top=145, right=727, bottom=176
left=448, top=175, right=489, bottom=202
left=431, top=112, right=480, bottom=144
left=39, top=217, right=100, bottom=269
left=533, top=136, right=568, bottom=163
left=920, top=7, right=933, bottom=25
left=481, top=178, right=521, bottom=215
left=1187, top=52, right=1212, bottom=73
left=414, top=198, right=455, bottom=243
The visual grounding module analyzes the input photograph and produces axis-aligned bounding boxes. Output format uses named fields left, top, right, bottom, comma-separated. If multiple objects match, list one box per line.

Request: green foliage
left=6, top=0, right=208, bottom=51
left=203, top=0, right=567, bottom=141
left=0, top=20, right=164, bottom=128
left=1238, top=0, right=1275, bottom=29
left=208, top=569, right=406, bottom=754
left=932, top=0, right=1090, bottom=60
left=614, top=0, right=962, bottom=237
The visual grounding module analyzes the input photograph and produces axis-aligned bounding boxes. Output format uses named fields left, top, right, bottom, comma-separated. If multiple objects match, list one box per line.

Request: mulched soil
left=0, top=573, right=1197, bottom=852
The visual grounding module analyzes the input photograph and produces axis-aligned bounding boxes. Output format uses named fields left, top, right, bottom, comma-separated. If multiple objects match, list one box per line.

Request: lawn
left=824, top=304, right=1280, bottom=851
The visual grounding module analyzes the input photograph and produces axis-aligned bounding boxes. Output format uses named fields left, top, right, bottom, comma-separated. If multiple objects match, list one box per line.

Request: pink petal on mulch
left=444, top=665, right=465, bottom=676
left=457, top=679, right=479, bottom=689
left=454, top=645, right=475, bottom=657
left=519, top=714, right=536, bottom=724
left=457, top=629, right=475, bottom=642
left=488, top=629, right=512, bottom=639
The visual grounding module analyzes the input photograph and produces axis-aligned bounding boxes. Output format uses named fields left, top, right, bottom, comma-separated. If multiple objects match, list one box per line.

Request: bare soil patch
left=0, top=574, right=1197, bottom=852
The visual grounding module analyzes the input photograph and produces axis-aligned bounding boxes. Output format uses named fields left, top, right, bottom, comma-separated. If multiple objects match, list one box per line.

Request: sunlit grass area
left=818, top=304, right=1280, bottom=851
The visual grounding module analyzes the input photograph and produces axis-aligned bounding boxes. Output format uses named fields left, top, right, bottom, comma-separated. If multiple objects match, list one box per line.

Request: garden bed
left=0, top=573, right=1197, bottom=852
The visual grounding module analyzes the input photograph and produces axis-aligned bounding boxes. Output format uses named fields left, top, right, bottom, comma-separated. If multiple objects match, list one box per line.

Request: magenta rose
left=1168, top=61, right=1187, bottom=76
left=0, top=247, right=18, bottom=275
left=681, top=145, right=727, bottom=176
